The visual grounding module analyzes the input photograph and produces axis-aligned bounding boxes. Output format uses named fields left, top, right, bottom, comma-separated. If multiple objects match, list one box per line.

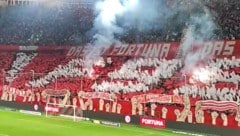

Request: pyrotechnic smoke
left=88, top=0, right=175, bottom=58
left=87, top=0, right=218, bottom=76
left=93, top=0, right=128, bottom=46
left=180, top=7, right=217, bottom=72
left=86, top=0, right=173, bottom=76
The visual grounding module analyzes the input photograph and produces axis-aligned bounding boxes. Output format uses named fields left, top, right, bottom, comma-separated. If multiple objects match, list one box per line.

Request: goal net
left=44, top=89, right=83, bottom=122
left=45, top=103, right=83, bottom=122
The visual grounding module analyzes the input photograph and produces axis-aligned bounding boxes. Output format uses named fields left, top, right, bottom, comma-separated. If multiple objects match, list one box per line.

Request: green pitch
left=0, top=110, right=195, bottom=136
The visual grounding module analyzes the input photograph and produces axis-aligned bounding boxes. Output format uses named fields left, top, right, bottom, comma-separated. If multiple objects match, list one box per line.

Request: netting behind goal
left=45, top=103, right=83, bottom=122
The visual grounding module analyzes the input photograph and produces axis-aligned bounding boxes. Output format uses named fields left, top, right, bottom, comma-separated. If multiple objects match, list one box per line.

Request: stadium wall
left=83, top=110, right=240, bottom=136
left=0, top=100, right=44, bottom=112
left=0, top=101, right=240, bottom=135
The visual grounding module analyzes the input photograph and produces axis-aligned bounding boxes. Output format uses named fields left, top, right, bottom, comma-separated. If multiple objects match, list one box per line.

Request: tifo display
left=0, top=40, right=240, bottom=130
left=1, top=0, right=240, bottom=135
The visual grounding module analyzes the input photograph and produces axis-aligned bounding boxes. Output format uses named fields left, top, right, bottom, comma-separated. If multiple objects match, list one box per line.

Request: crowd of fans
left=105, top=58, right=181, bottom=91
left=191, top=57, right=240, bottom=84
left=0, top=0, right=239, bottom=45
left=5, top=53, right=235, bottom=100
left=29, top=58, right=87, bottom=87
left=89, top=57, right=240, bottom=98
left=2, top=53, right=240, bottom=103
left=0, top=4, right=93, bottom=45
left=174, top=84, right=240, bottom=102
left=204, top=0, right=240, bottom=40
left=6, top=52, right=36, bottom=82
left=1, top=53, right=240, bottom=128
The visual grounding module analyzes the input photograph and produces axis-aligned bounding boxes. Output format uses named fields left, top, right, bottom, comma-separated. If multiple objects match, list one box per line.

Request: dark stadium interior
left=0, top=0, right=239, bottom=45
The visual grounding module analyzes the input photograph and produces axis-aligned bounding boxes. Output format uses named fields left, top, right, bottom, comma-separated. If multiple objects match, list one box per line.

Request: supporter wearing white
left=93, top=58, right=182, bottom=93
left=192, top=57, right=240, bottom=84
left=6, top=52, right=37, bottom=82
left=177, top=84, right=240, bottom=102
left=29, top=59, right=86, bottom=87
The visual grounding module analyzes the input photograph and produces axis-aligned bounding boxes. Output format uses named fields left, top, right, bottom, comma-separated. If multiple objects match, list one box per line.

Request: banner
left=44, top=106, right=60, bottom=113
left=0, top=40, right=239, bottom=58
left=133, top=94, right=183, bottom=104
left=145, top=94, right=172, bottom=103
left=140, top=116, right=165, bottom=129
left=189, top=40, right=237, bottom=58
left=199, top=100, right=239, bottom=111
left=66, top=40, right=240, bottom=58
left=45, top=89, right=68, bottom=96
left=80, top=92, right=182, bottom=103
left=81, top=92, right=112, bottom=100
left=0, top=45, right=18, bottom=52
left=103, top=43, right=178, bottom=59
left=19, top=46, right=38, bottom=51
left=172, top=96, right=184, bottom=104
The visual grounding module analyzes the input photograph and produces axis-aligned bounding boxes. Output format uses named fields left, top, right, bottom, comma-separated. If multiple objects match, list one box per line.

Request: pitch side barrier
left=0, top=101, right=239, bottom=136
left=0, top=100, right=44, bottom=112
left=83, top=110, right=240, bottom=136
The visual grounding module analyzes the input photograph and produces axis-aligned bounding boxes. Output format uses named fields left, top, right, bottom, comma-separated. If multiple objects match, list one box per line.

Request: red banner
left=0, top=40, right=239, bottom=59
left=103, top=42, right=179, bottom=59
left=172, top=96, right=184, bottom=104
left=0, top=45, right=19, bottom=52
left=200, top=100, right=238, bottom=111
left=140, top=116, right=166, bottom=129
left=80, top=92, right=183, bottom=104
left=145, top=94, right=172, bottom=103
left=82, top=92, right=112, bottom=100
left=65, top=40, right=240, bottom=58
left=133, top=94, right=183, bottom=104
left=45, top=89, right=68, bottom=96
left=190, top=40, right=238, bottom=58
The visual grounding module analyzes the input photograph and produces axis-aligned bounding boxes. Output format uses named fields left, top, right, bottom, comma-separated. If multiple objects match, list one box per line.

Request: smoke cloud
left=89, top=0, right=178, bottom=57
left=180, top=6, right=217, bottom=72
left=93, top=0, right=129, bottom=46
left=88, top=0, right=219, bottom=75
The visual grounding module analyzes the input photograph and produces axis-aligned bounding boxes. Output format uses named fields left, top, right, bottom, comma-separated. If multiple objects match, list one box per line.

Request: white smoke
left=86, top=0, right=168, bottom=77
left=180, top=7, right=217, bottom=72
left=92, top=0, right=139, bottom=46
left=88, top=0, right=219, bottom=76
left=84, top=0, right=139, bottom=61
left=90, top=0, right=175, bottom=56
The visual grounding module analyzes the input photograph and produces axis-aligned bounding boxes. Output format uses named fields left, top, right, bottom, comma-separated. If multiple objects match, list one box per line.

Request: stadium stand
left=0, top=0, right=239, bottom=45
left=0, top=0, right=240, bottom=131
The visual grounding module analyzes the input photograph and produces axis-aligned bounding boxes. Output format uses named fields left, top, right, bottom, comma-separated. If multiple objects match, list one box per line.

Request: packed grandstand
left=0, top=0, right=240, bottom=134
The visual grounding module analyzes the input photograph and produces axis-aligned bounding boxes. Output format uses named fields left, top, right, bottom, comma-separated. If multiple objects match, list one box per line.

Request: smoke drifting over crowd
left=90, top=0, right=218, bottom=71
left=181, top=7, right=217, bottom=71
left=90, top=0, right=175, bottom=56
